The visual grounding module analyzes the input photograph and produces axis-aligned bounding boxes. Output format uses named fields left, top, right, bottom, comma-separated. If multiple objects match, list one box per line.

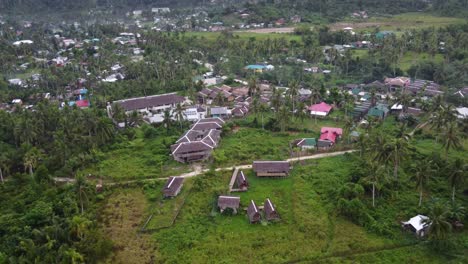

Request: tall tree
left=448, top=159, right=467, bottom=202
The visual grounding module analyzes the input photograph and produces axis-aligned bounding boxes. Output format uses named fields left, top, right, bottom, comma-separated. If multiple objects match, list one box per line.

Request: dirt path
left=55, top=150, right=356, bottom=185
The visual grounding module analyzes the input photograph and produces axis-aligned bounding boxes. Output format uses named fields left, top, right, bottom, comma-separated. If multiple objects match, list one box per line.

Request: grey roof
left=317, top=139, right=333, bottom=148
left=210, top=107, right=229, bottom=115
left=163, top=177, right=184, bottom=197
left=236, top=170, right=248, bottom=188
left=252, top=161, right=290, bottom=173
left=218, top=196, right=240, bottom=209
left=247, top=200, right=261, bottom=223
left=114, top=93, right=184, bottom=111
left=264, top=198, right=279, bottom=220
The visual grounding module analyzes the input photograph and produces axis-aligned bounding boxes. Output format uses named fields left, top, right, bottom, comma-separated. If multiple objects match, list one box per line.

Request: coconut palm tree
left=277, top=105, right=290, bottom=132
left=410, top=159, right=435, bottom=206
left=448, top=159, right=467, bottom=202
left=423, top=201, right=452, bottom=241
left=258, top=103, right=269, bottom=130
left=363, top=160, right=386, bottom=207
left=440, top=121, right=461, bottom=159
left=23, top=147, right=40, bottom=177
left=387, top=136, right=411, bottom=180
left=288, top=80, right=299, bottom=116
left=162, top=109, right=173, bottom=132
left=174, top=103, right=184, bottom=130
left=0, top=153, right=11, bottom=183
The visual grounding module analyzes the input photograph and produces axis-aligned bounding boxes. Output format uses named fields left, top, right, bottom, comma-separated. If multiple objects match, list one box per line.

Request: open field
left=135, top=153, right=467, bottom=263
left=185, top=31, right=302, bottom=42
left=331, top=13, right=466, bottom=32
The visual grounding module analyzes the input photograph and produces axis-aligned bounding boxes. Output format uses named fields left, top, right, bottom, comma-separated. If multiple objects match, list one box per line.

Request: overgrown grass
left=81, top=129, right=191, bottom=181
left=147, top=153, right=467, bottom=263
left=100, top=188, right=154, bottom=263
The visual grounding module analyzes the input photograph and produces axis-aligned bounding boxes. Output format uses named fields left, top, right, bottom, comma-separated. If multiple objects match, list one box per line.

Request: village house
left=407, top=79, right=443, bottom=97
left=401, top=215, right=430, bottom=237
left=112, top=93, right=185, bottom=122
left=367, top=103, right=389, bottom=119
left=183, top=106, right=206, bottom=122
left=253, top=161, right=290, bottom=177
left=309, top=102, right=333, bottom=117
left=292, top=138, right=317, bottom=151
left=247, top=200, right=261, bottom=223
left=163, top=177, right=184, bottom=198
left=171, top=118, right=224, bottom=163
left=264, top=198, right=280, bottom=221
left=318, top=127, right=343, bottom=149
left=218, top=196, right=240, bottom=214
left=384, top=77, right=410, bottom=90
left=235, top=170, right=249, bottom=191
left=210, top=106, right=231, bottom=119
left=232, top=104, right=249, bottom=118
left=352, top=101, right=372, bottom=119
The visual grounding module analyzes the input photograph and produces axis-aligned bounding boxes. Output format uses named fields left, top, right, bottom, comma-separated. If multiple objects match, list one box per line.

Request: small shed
left=236, top=170, right=249, bottom=191
left=247, top=200, right=261, bottom=223
left=264, top=198, right=280, bottom=221
left=401, top=215, right=430, bottom=237
left=163, top=177, right=184, bottom=198
left=218, top=196, right=240, bottom=214
left=253, top=161, right=290, bottom=177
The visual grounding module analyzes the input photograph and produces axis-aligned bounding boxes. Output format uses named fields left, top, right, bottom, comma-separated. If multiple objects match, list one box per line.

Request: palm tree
left=410, top=159, right=434, bottom=206
left=95, top=118, right=114, bottom=146
left=163, top=109, right=173, bottom=131
left=296, top=102, right=308, bottom=130
left=288, top=80, right=299, bottom=116
left=342, top=92, right=355, bottom=117
left=0, top=154, right=10, bottom=183
left=448, top=159, right=467, bottom=202
left=174, top=103, right=184, bottom=130
left=309, top=86, right=321, bottom=105
left=363, top=160, right=385, bottom=207
left=423, top=201, right=452, bottom=241
left=440, top=121, right=461, bottom=159
left=258, top=103, right=269, bottom=130
left=23, top=147, right=40, bottom=177
left=74, top=175, right=89, bottom=214
left=277, top=105, right=290, bottom=132
left=387, top=136, right=411, bottom=180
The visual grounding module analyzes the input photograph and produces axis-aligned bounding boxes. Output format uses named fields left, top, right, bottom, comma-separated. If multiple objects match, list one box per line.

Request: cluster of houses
left=293, top=127, right=343, bottom=151
left=170, top=118, right=225, bottom=163
left=217, top=161, right=289, bottom=223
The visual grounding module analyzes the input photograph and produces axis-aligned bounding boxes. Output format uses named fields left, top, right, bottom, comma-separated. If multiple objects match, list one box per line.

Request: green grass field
left=81, top=130, right=191, bottom=181
left=185, top=31, right=302, bottom=42
left=142, top=153, right=467, bottom=263
left=338, top=12, right=466, bottom=32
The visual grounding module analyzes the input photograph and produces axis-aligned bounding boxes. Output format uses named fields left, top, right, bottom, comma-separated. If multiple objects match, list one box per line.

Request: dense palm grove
left=0, top=1, right=468, bottom=262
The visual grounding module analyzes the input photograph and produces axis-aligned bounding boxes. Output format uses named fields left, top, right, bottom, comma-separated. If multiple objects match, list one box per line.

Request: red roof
left=308, top=102, right=332, bottom=113
left=319, top=127, right=343, bottom=143
left=76, top=100, right=90, bottom=108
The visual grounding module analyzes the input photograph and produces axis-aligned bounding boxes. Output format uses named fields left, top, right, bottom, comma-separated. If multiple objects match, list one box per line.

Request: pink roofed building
left=76, top=100, right=90, bottom=108
left=319, top=127, right=343, bottom=144
left=308, top=102, right=333, bottom=116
